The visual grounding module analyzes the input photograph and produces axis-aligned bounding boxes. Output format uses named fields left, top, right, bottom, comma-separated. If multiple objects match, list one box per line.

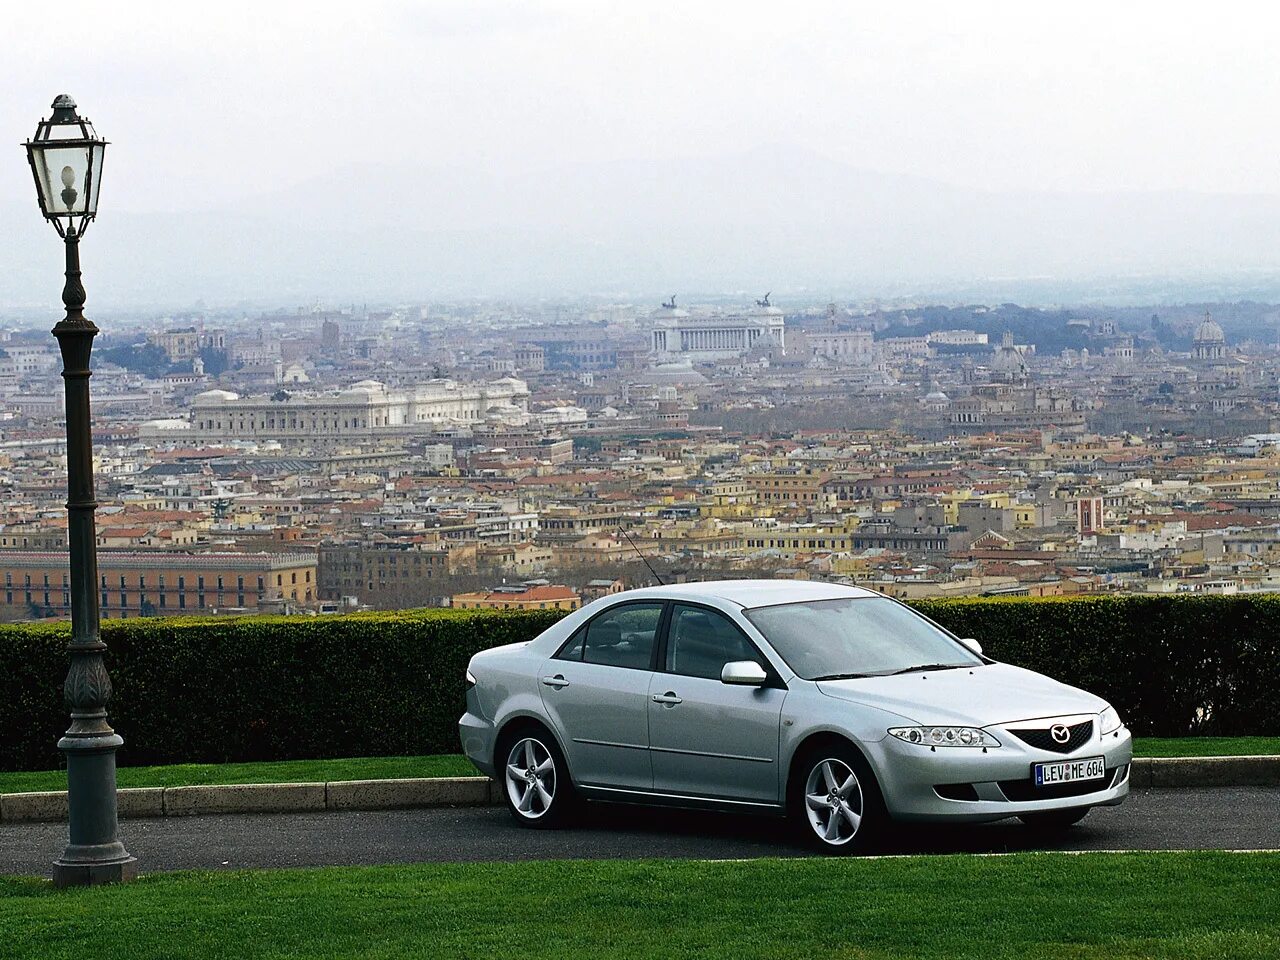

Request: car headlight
left=465, top=668, right=477, bottom=690
left=888, top=726, right=1001, bottom=748
left=1099, top=705, right=1123, bottom=735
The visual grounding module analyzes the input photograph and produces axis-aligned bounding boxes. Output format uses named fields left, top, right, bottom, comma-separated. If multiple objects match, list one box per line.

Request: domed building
left=920, top=389, right=951, bottom=412
left=190, top=377, right=529, bottom=445
left=193, top=388, right=240, bottom=403
left=137, top=418, right=194, bottom=441
left=1193, top=312, right=1225, bottom=361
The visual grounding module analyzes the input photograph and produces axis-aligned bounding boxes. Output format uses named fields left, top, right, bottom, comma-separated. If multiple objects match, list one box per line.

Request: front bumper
left=867, top=724, right=1133, bottom=822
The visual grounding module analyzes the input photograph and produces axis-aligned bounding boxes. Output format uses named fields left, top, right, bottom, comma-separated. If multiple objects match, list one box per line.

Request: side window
left=666, top=605, right=757, bottom=681
left=581, top=602, right=663, bottom=670
left=555, top=627, right=585, bottom=662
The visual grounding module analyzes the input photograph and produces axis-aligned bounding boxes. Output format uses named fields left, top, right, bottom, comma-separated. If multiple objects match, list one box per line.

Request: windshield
left=743, top=596, right=982, bottom=680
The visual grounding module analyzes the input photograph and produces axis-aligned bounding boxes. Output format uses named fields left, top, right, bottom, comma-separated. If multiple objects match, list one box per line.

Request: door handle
left=652, top=692, right=682, bottom=705
left=541, top=675, right=570, bottom=688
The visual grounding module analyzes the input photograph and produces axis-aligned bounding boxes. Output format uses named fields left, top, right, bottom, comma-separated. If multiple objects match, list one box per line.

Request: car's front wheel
left=791, top=744, right=886, bottom=854
left=500, top=728, right=575, bottom=828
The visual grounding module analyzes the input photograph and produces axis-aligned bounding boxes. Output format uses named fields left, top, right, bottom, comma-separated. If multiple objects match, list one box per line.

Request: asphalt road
left=2, top=786, right=1276, bottom=875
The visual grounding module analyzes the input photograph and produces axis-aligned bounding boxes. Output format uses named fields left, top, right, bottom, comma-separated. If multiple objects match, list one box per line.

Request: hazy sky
left=5, top=0, right=1278, bottom=217
left=6, top=1, right=1280, bottom=309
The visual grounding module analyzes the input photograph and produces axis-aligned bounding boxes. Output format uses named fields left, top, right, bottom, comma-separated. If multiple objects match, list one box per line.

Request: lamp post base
left=53, top=852, right=138, bottom=888
left=52, top=731, right=135, bottom=886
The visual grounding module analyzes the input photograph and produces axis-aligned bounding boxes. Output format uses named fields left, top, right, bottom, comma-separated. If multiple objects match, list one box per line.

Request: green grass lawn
left=1132, top=737, right=1280, bottom=758
left=0, top=754, right=477, bottom=796
left=1, top=852, right=1277, bottom=960
left=2, top=737, right=1277, bottom=795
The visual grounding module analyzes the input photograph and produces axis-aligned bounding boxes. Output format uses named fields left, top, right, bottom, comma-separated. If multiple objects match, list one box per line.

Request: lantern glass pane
left=32, top=144, right=91, bottom=216
left=46, top=120, right=89, bottom=140
left=87, top=142, right=105, bottom=216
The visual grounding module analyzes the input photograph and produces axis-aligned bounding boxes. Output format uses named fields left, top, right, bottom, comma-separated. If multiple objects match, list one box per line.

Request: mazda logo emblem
left=1050, top=724, right=1071, bottom=744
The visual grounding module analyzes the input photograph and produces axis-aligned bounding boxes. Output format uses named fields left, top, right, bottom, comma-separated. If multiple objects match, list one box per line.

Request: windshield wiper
left=810, top=672, right=873, bottom=681
left=889, top=663, right=967, bottom=675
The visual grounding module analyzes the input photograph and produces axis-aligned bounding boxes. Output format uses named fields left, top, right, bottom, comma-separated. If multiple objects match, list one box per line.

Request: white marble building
left=189, top=378, right=529, bottom=443
left=808, top=329, right=875, bottom=364
left=650, top=300, right=785, bottom=361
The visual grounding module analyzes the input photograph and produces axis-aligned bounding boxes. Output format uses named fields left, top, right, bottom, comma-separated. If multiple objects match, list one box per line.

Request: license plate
left=1033, top=756, right=1106, bottom=787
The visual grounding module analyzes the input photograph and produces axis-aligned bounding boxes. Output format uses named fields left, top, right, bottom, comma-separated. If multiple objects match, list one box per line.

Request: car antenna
left=619, top=528, right=664, bottom=585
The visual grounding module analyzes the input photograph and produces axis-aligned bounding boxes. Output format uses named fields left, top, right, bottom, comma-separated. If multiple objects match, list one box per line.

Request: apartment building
left=0, top=551, right=317, bottom=619
left=450, top=584, right=581, bottom=611
left=317, top=539, right=461, bottom=602
left=748, top=470, right=832, bottom=506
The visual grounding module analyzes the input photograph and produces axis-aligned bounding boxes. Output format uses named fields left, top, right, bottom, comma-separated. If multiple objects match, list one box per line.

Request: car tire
left=1018, top=807, right=1090, bottom=831
left=789, top=742, right=887, bottom=854
left=497, top=725, right=576, bottom=829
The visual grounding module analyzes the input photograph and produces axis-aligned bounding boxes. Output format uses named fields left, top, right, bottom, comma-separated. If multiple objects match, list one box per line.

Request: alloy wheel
left=804, top=757, right=864, bottom=846
left=505, top=737, right=557, bottom=819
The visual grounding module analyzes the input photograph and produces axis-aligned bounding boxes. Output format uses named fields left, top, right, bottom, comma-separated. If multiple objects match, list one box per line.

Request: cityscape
left=2, top=3, right=1278, bottom=956
left=4, top=296, right=1280, bottom=618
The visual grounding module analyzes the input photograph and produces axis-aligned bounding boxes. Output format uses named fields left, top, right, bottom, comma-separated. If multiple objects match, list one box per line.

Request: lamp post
left=24, top=95, right=136, bottom=886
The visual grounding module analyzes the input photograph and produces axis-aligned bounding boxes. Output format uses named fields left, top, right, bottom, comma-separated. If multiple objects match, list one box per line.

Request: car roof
left=616, top=579, right=880, bottom=610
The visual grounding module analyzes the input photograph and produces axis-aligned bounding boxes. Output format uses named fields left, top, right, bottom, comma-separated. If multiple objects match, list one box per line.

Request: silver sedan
left=459, top=580, right=1131, bottom=852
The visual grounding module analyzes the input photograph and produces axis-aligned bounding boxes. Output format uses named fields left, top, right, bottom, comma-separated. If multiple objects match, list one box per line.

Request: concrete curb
left=1129, top=755, right=1280, bottom=789
left=1, top=758, right=1275, bottom=823
left=326, top=776, right=499, bottom=811
left=0, top=777, right=503, bottom=823
left=164, top=782, right=327, bottom=817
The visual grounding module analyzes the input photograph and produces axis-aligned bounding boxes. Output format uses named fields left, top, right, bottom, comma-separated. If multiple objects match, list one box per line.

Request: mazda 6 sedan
left=459, top=580, right=1131, bottom=852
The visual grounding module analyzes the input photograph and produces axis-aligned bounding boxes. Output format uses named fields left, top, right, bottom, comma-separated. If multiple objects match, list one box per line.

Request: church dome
left=340, top=379, right=385, bottom=399
left=194, top=389, right=239, bottom=403
left=1194, top=314, right=1225, bottom=343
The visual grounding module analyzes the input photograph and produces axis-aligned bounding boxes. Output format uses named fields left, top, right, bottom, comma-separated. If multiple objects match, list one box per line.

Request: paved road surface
left=2, top=787, right=1276, bottom=875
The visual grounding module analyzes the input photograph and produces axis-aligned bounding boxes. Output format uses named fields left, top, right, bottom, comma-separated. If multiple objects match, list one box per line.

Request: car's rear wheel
left=1018, top=807, right=1090, bottom=831
left=499, top=727, right=575, bottom=828
left=790, top=743, right=886, bottom=854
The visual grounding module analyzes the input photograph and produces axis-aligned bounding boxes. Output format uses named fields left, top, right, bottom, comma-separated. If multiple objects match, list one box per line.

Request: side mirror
left=958, top=637, right=983, bottom=657
left=721, top=660, right=768, bottom=686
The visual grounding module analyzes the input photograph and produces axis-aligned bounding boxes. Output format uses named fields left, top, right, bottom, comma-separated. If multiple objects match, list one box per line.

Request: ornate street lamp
left=24, top=95, right=136, bottom=886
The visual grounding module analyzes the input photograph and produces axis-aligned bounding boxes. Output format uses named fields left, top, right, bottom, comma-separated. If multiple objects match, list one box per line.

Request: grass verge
left=2, top=738, right=1278, bottom=795
left=0, top=754, right=476, bottom=796
left=1132, top=737, right=1280, bottom=758
left=1, top=852, right=1278, bottom=960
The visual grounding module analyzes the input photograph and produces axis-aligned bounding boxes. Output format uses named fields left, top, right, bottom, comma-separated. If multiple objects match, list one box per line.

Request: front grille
left=1008, top=720, right=1094, bottom=754
left=998, top=767, right=1118, bottom=802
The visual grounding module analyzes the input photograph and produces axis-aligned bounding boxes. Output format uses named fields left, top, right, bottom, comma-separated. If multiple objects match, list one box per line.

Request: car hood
left=816, top=662, right=1107, bottom=727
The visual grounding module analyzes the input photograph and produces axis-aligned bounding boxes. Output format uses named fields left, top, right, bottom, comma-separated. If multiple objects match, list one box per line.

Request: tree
left=199, top=346, right=230, bottom=376
left=98, top=342, right=171, bottom=377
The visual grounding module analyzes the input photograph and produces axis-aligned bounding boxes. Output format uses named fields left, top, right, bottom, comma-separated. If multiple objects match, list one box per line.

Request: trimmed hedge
left=1, top=595, right=1278, bottom=772
left=0, top=609, right=565, bottom=772
left=912, top=594, right=1280, bottom=742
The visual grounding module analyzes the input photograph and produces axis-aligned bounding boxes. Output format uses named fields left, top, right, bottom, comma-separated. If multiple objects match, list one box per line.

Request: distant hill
left=6, top=145, right=1280, bottom=309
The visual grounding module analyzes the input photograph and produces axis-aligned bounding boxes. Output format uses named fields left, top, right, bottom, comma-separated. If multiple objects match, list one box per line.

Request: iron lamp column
left=24, top=94, right=136, bottom=886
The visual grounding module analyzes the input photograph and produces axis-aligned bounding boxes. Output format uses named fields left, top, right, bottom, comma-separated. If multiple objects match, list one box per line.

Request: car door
left=537, top=601, right=666, bottom=792
left=647, top=603, right=787, bottom=803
